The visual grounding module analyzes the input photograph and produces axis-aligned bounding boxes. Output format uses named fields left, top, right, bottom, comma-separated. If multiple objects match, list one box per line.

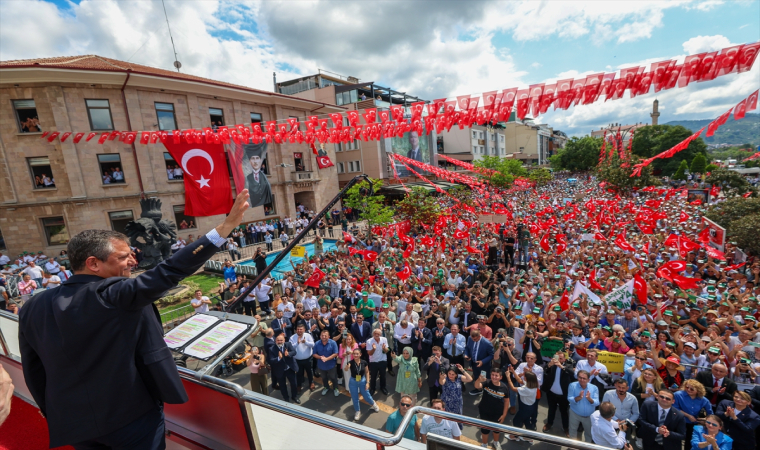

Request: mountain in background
left=664, top=113, right=759, bottom=146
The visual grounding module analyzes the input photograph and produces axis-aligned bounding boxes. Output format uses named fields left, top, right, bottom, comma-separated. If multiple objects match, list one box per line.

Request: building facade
left=0, top=55, right=342, bottom=257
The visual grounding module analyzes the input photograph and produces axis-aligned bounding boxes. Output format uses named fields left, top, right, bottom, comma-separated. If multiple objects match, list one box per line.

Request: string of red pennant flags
left=631, top=88, right=759, bottom=177
left=36, top=42, right=759, bottom=148
left=743, top=152, right=760, bottom=162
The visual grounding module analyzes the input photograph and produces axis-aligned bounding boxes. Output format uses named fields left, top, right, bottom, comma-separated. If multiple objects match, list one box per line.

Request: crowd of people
left=224, top=174, right=759, bottom=450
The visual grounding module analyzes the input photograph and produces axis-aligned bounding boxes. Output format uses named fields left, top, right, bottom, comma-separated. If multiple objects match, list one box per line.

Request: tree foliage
left=630, top=125, right=708, bottom=176
left=528, top=168, right=552, bottom=186
left=704, top=168, right=756, bottom=198
left=394, top=186, right=444, bottom=226
left=673, top=160, right=689, bottom=180
left=551, top=136, right=602, bottom=171
left=705, top=198, right=760, bottom=254
left=343, top=178, right=395, bottom=235
left=690, top=153, right=707, bottom=174
left=596, top=155, right=657, bottom=192
left=473, top=156, right=526, bottom=188
left=705, top=163, right=719, bottom=172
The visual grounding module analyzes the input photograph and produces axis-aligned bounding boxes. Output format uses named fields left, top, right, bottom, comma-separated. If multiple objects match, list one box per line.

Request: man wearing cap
left=356, top=291, right=375, bottom=326
left=243, top=143, right=272, bottom=208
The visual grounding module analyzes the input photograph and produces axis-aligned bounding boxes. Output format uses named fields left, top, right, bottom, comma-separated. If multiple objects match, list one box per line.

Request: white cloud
left=682, top=35, right=734, bottom=55
left=0, top=0, right=755, bottom=139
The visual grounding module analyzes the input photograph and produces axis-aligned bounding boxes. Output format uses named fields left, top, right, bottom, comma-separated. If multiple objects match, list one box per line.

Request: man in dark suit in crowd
left=351, top=314, right=372, bottom=360
left=422, top=346, right=450, bottom=404
left=465, top=329, right=494, bottom=395
left=410, top=320, right=433, bottom=363
left=695, top=364, right=737, bottom=407
left=19, top=190, right=249, bottom=449
left=638, top=389, right=686, bottom=450
left=271, top=309, right=293, bottom=340
left=542, top=350, right=575, bottom=436
left=458, top=302, right=478, bottom=340
left=266, top=333, right=300, bottom=403
left=430, top=319, right=450, bottom=350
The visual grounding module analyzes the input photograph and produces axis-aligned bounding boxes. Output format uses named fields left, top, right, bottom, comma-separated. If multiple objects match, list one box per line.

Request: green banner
left=540, top=339, right=565, bottom=358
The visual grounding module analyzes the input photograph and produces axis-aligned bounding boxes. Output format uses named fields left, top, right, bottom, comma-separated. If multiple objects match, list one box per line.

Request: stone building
left=0, top=55, right=342, bottom=257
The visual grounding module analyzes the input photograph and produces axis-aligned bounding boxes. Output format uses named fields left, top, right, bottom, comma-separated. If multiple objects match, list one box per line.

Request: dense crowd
left=214, top=175, right=760, bottom=449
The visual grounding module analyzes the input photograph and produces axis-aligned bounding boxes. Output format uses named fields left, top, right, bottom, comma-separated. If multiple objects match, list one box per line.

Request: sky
left=1, top=0, right=759, bottom=137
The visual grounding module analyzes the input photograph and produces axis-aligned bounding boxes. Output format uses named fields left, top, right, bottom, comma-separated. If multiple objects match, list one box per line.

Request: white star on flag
left=195, top=175, right=210, bottom=188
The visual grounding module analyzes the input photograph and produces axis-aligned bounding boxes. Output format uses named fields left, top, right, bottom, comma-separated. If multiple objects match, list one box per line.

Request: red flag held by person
left=304, top=267, right=326, bottom=288
left=163, top=140, right=233, bottom=216
left=397, top=263, right=412, bottom=281
left=633, top=273, right=648, bottom=304
left=559, top=289, right=570, bottom=311
left=679, top=211, right=690, bottom=223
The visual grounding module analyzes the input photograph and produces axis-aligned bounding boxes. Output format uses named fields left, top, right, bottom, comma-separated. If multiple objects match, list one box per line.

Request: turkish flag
left=453, top=230, right=469, bottom=240
left=163, top=141, right=233, bottom=217
left=673, top=274, right=699, bottom=291
left=304, top=267, right=326, bottom=288
left=746, top=89, right=759, bottom=112
left=614, top=235, right=636, bottom=252
left=734, top=99, right=747, bottom=121
left=633, top=273, right=648, bottom=304
left=556, top=234, right=567, bottom=255
left=361, top=250, right=378, bottom=262
left=703, top=245, right=726, bottom=260
left=679, top=211, right=690, bottom=223
left=559, top=289, right=570, bottom=311
left=397, top=263, right=412, bottom=281
left=588, top=269, right=603, bottom=291
left=310, top=142, right=334, bottom=169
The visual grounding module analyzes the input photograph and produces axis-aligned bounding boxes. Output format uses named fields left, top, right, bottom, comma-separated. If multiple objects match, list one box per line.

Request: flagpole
left=226, top=174, right=373, bottom=314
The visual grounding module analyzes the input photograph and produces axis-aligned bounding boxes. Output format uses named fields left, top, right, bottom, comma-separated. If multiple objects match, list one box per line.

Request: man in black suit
left=271, top=309, right=293, bottom=340
left=637, top=389, right=686, bottom=450
left=695, top=364, right=737, bottom=408
left=430, top=319, right=450, bottom=350
left=351, top=314, right=372, bottom=361
left=422, top=346, right=450, bottom=403
left=266, top=333, right=299, bottom=403
left=410, top=320, right=433, bottom=363
left=458, top=302, right=478, bottom=340
left=19, top=190, right=250, bottom=449
left=542, top=350, right=575, bottom=436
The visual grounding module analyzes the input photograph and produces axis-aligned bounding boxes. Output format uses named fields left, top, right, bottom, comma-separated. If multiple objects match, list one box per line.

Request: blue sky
left=1, top=0, right=759, bottom=136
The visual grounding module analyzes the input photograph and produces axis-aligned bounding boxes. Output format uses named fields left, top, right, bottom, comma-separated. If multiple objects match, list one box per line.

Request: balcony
left=292, top=171, right=317, bottom=182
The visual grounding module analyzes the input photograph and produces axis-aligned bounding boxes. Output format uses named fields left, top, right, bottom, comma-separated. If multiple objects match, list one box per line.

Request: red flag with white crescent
left=397, top=263, right=412, bottom=281
left=304, top=267, right=326, bottom=288
left=163, top=140, right=233, bottom=216
left=633, top=273, right=648, bottom=304
left=310, top=143, right=335, bottom=169
left=679, top=211, right=690, bottom=223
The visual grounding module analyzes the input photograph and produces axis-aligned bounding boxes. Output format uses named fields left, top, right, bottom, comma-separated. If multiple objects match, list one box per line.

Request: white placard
left=163, top=314, right=219, bottom=349
left=183, top=320, right=249, bottom=359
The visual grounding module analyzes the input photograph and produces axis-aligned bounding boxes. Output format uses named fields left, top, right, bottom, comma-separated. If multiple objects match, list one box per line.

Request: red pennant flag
left=162, top=140, right=233, bottom=216
left=540, top=233, right=550, bottom=252
left=58, top=131, right=72, bottom=142
left=736, top=42, right=760, bottom=73
left=72, top=132, right=85, bottom=143
left=97, top=132, right=109, bottom=144
left=348, top=247, right=361, bottom=256
left=725, top=262, right=746, bottom=271
left=742, top=191, right=753, bottom=198
left=746, top=89, right=758, bottom=112
left=633, top=273, right=648, bottom=304
left=342, top=232, right=354, bottom=243
left=703, top=245, right=726, bottom=260
left=734, top=99, right=747, bottom=121
left=304, top=267, right=326, bottom=288
left=559, top=289, right=570, bottom=311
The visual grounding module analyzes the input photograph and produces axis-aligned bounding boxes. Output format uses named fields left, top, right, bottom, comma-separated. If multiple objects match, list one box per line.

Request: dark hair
left=68, top=229, right=129, bottom=272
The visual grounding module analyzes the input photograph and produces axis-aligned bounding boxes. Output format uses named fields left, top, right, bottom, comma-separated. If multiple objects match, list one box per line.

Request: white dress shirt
left=44, top=261, right=61, bottom=274
left=394, top=322, right=414, bottom=345
left=590, top=410, right=626, bottom=449
left=575, top=359, right=609, bottom=385
left=516, top=362, right=544, bottom=385
left=368, top=337, right=388, bottom=363
left=290, top=333, right=315, bottom=360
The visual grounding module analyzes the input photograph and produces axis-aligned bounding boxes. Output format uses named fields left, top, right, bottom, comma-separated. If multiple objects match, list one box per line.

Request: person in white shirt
left=191, top=290, right=211, bottom=313
left=23, top=261, right=44, bottom=285
left=44, top=257, right=61, bottom=276
left=173, top=166, right=183, bottom=179
left=0, top=253, right=10, bottom=266
left=575, top=349, right=609, bottom=387
left=111, top=168, right=124, bottom=181
left=302, top=289, right=319, bottom=313
left=590, top=402, right=631, bottom=449
left=278, top=297, right=295, bottom=319
left=394, top=320, right=415, bottom=356
left=398, top=303, right=419, bottom=327
left=41, top=271, right=62, bottom=290
left=367, top=328, right=390, bottom=395
left=420, top=399, right=462, bottom=443
left=254, top=280, right=273, bottom=317
left=176, top=238, right=187, bottom=249
left=290, top=323, right=316, bottom=391
left=23, top=254, right=35, bottom=264
left=515, top=352, right=544, bottom=385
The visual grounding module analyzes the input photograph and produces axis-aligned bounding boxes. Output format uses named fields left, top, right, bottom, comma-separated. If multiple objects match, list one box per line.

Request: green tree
left=552, top=136, right=602, bottom=171
left=705, top=198, right=760, bottom=254
left=394, top=186, right=444, bottom=226
left=673, top=160, right=689, bottom=180
left=343, top=178, right=395, bottom=236
left=473, top=155, right=526, bottom=188
left=630, top=125, right=707, bottom=176
left=705, top=163, right=719, bottom=172
left=690, top=153, right=707, bottom=174
left=528, top=168, right=552, bottom=186
left=596, top=155, right=658, bottom=192
left=704, top=168, right=756, bottom=197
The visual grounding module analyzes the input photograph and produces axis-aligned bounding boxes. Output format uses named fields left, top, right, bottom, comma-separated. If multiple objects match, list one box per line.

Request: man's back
left=19, top=236, right=219, bottom=446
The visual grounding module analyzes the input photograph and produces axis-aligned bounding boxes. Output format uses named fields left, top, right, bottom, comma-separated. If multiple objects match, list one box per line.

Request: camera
left=496, top=306, right=503, bottom=313
left=623, top=419, right=636, bottom=430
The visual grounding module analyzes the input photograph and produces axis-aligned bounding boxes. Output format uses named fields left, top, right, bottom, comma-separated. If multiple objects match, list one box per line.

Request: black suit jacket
left=541, top=361, right=575, bottom=394
left=271, top=316, right=293, bottom=340
left=431, top=326, right=450, bottom=349
left=422, top=355, right=450, bottom=387
left=695, top=370, right=737, bottom=405
left=266, top=340, right=298, bottom=378
left=638, top=401, right=686, bottom=450
left=351, top=321, right=371, bottom=344
left=410, top=327, right=433, bottom=355
left=19, top=236, right=219, bottom=447
left=458, top=310, right=478, bottom=336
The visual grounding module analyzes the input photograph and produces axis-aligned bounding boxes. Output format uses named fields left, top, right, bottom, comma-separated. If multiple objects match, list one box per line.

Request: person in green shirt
left=357, top=291, right=375, bottom=325
left=385, top=394, right=420, bottom=441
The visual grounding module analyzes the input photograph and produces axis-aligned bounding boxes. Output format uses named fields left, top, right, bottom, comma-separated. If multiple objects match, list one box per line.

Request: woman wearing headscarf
left=392, top=346, right=422, bottom=406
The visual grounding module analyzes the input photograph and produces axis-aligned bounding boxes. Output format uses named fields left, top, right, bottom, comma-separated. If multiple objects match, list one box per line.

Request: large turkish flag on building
left=163, top=141, right=233, bottom=216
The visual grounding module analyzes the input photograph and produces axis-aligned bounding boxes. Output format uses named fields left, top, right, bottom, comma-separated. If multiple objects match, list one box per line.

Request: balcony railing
left=292, top=171, right=316, bottom=182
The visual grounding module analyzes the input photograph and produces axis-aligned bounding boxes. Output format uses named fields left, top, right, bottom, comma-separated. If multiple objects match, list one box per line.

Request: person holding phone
left=506, top=367, right=540, bottom=439
left=474, top=367, right=510, bottom=449
left=439, top=365, right=472, bottom=422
